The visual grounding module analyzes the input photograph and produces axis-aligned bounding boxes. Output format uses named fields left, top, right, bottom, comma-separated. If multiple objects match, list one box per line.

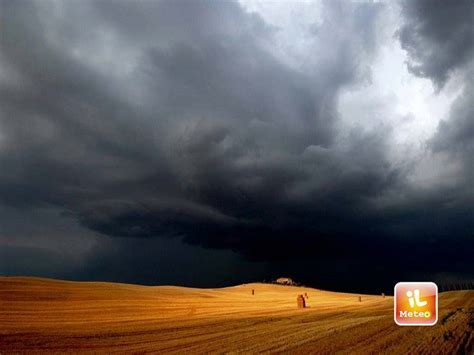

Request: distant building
left=275, top=277, right=296, bottom=286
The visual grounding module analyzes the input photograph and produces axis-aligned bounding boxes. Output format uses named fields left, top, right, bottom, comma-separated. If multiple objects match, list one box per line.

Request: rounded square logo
left=394, top=282, right=437, bottom=326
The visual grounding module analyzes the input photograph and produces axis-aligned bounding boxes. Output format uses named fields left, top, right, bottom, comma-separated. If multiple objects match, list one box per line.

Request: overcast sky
left=0, top=0, right=472, bottom=293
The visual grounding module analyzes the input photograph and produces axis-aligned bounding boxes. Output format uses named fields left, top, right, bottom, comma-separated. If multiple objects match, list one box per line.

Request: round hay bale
left=297, top=294, right=306, bottom=308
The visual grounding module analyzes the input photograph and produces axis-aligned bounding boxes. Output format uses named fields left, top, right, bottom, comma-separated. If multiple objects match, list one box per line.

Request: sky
left=0, top=0, right=472, bottom=293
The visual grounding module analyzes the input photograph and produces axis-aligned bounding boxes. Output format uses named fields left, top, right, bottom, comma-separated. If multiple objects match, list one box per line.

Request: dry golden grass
left=0, top=277, right=472, bottom=353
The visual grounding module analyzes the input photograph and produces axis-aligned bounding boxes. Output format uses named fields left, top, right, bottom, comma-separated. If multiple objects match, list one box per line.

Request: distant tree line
left=438, top=282, right=474, bottom=292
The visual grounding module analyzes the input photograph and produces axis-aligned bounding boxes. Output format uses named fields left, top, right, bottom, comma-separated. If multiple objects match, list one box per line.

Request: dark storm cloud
left=398, top=0, right=474, bottom=88
left=0, top=0, right=472, bottom=291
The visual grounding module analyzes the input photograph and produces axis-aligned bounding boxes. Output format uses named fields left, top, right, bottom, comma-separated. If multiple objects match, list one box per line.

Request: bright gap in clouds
left=240, top=0, right=464, bottom=188
left=339, top=6, right=465, bottom=190
left=239, top=0, right=323, bottom=70
left=338, top=3, right=461, bottom=148
left=339, top=29, right=464, bottom=189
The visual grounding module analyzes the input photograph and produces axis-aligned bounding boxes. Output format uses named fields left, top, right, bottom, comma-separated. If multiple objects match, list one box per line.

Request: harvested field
left=0, top=277, right=472, bottom=353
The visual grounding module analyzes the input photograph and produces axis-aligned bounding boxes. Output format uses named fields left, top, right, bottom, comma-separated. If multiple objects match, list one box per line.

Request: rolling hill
left=0, top=277, right=472, bottom=353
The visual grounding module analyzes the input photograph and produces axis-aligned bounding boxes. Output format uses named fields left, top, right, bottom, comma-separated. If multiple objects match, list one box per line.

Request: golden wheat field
left=0, top=277, right=472, bottom=353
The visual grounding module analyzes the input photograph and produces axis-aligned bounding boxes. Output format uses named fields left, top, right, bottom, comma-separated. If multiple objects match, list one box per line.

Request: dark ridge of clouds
left=0, top=0, right=472, bottom=290
left=398, top=0, right=474, bottom=88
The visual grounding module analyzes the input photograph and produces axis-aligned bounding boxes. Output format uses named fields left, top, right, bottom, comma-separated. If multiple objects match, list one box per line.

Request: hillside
left=0, top=277, right=472, bottom=353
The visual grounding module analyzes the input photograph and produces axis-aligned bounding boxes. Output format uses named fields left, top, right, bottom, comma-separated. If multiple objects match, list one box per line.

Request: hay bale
left=297, top=294, right=306, bottom=309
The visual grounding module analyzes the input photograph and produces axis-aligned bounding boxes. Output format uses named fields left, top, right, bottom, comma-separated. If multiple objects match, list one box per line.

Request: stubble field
left=0, top=277, right=472, bottom=353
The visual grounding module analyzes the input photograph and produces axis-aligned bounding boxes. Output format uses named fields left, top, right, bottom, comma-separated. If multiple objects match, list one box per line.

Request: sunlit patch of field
left=0, top=277, right=472, bottom=353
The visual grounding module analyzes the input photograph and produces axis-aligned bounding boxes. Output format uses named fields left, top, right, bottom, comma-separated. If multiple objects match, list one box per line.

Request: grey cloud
left=398, top=0, right=474, bottom=88
left=428, top=74, right=474, bottom=204
left=430, top=78, right=474, bottom=158
left=397, top=0, right=473, bottom=197
left=398, top=0, right=473, bottom=248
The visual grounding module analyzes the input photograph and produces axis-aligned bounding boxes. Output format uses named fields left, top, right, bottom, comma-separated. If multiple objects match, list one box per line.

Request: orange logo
left=394, top=282, right=437, bottom=326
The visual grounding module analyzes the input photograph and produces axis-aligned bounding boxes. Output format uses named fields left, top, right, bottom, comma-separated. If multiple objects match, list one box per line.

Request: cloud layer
left=0, top=0, right=472, bottom=291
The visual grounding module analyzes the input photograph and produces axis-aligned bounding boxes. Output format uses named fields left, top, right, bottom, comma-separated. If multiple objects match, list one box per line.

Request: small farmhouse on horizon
left=275, top=277, right=296, bottom=286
